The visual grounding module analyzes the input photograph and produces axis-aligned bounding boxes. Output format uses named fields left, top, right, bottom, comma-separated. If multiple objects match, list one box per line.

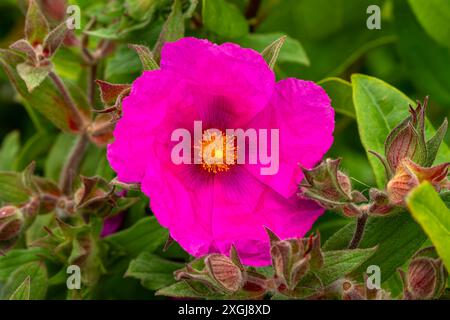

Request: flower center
left=195, top=129, right=237, bottom=173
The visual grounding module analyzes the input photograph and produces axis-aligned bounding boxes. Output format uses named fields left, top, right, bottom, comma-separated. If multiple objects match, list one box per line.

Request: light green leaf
left=128, top=44, right=159, bottom=71
left=0, top=248, right=50, bottom=281
left=351, top=74, right=450, bottom=187
left=125, top=0, right=162, bottom=21
left=25, top=0, right=49, bottom=45
left=318, top=77, right=355, bottom=118
left=317, top=247, right=377, bottom=285
left=126, top=252, right=183, bottom=290
left=0, top=172, right=30, bottom=204
left=202, top=0, right=248, bottom=38
left=408, top=0, right=450, bottom=48
left=104, top=217, right=168, bottom=257
left=0, top=131, right=20, bottom=171
left=8, top=276, right=30, bottom=300
left=324, top=213, right=427, bottom=282
left=1, top=261, right=48, bottom=300
left=406, top=182, right=450, bottom=272
left=17, top=62, right=52, bottom=92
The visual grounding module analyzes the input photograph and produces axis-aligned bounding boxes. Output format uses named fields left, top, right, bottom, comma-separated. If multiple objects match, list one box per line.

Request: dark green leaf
left=317, top=247, right=377, bottom=285
left=104, top=217, right=168, bottom=257
left=324, top=213, right=427, bottom=282
left=126, top=252, right=183, bottom=290
left=0, top=248, right=50, bottom=281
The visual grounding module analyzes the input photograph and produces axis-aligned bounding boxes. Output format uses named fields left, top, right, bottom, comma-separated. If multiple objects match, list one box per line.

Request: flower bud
left=367, top=188, right=394, bottom=216
left=399, top=248, right=448, bottom=300
left=300, top=159, right=367, bottom=217
left=0, top=206, right=24, bottom=241
left=387, top=158, right=449, bottom=206
left=205, top=254, right=244, bottom=293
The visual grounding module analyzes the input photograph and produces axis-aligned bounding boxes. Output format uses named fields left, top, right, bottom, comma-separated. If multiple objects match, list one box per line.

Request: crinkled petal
left=160, top=37, right=275, bottom=126
left=245, top=78, right=335, bottom=198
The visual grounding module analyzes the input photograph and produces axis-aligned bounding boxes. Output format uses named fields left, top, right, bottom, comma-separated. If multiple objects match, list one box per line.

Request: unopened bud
left=205, top=254, right=244, bottom=293
left=387, top=158, right=449, bottom=206
left=0, top=206, right=24, bottom=241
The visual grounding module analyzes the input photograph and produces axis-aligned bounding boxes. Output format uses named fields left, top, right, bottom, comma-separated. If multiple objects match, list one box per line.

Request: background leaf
left=202, top=0, right=248, bottom=38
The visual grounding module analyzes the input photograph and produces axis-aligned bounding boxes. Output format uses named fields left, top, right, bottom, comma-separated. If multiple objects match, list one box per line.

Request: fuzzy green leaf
left=1, top=261, right=48, bottom=300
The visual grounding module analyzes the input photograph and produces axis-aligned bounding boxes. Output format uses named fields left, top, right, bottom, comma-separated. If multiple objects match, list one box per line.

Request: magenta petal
left=161, top=37, right=276, bottom=126
left=245, top=78, right=335, bottom=198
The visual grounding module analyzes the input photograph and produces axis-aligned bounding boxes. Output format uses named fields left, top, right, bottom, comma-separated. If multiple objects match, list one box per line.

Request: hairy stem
left=59, top=134, right=89, bottom=195
left=49, top=71, right=85, bottom=131
left=348, top=213, right=368, bottom=249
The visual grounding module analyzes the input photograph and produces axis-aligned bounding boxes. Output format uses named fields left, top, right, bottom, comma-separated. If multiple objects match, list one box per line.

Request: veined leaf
left=1, top=261, right=48, bottom=300
left=125, top=252, right=183, bottom=290
left=324, top=213, right=427, bottom=282
left=8, top=276, right=30, bottom=300
left=104, top=217, right=168, bottom=257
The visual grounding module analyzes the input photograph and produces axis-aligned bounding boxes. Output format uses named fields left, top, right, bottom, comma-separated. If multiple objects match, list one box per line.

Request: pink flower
left=107, top=37, right=334, bottom=266
left=101, top=213, right=125, bottom=238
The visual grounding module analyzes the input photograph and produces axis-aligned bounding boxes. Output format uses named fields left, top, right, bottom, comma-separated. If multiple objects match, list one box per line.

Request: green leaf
left=126, top=252, right=183, bottom=290
left=105, top=46, right=142, bottom=83
left=43, top=22, right=69, bottom=58
left=202, top=0, right=248, bottom=38
left=128, top=44, right=159, bottom=71
left=318, top=77, right=355, bottom=118
left=1, top=261, right=48, bottom=300
left=351, top=74, right=450, bottom=187
left=25, top=0, right=49, bottom=45
left=407, top=0, right=450, bottom=49
left=0, top=172, right=30, bottom=204
left=104, top=217, right=168, bottom=257
left=237, top=33, right=309, bottom=69
left=44, top=133, right=76, bottom=181
left=156, top=281, right=220, bottom=299
left=406, top=182, right=450, bottom=272
left=0, top=131, right=20, bottom=171
left=13, top=131, right=55, bottom=171
left=8, top=276, right=31, bottom=300
left=125, top=0, right=162, bottom=21
left=324, top=213, right=427, bottom=282
left=0, top=49, right=90, bottom=133
left=153, top=0, right=185, bottom=60
left=316, top=247, right=377, bottom=285
left=0, top=248, right=49, bottom=281
left=17, top=62, right=52, bottom=92
left=395, top=1, right=450, bottom=106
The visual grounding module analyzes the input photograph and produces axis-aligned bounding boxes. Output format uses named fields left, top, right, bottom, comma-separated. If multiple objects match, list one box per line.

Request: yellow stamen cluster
left=195, top=130, right=237, bottom=173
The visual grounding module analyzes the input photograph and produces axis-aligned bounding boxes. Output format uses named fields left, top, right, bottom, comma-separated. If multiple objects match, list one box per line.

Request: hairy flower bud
left=205, top=254, right=244, bottom=293
left=387, top=158, right=449, bottom=206
left=399, top=248, right=448, bottom=300
left=0, top=206, right=24, bottom=241
left=268, top=229, right=323, bottom=292
left=367, top=188, right=394, bottom=216
left=300, top=158, right=367, bottom=217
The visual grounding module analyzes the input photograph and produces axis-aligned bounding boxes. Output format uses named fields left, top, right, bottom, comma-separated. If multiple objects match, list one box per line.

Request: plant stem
left=87, top=64, right=97, bottom=107
left=59, top=134, right=89, bottom=195
left=348, top=213, right=368, bottom=249
left=48, top=71, right=85, bottom=131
